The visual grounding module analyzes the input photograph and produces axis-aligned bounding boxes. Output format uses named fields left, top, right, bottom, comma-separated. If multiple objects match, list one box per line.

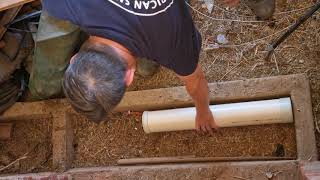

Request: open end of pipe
left=280, top=97, right=294, bottom=123
left=142, top=111, right=151, bottom=134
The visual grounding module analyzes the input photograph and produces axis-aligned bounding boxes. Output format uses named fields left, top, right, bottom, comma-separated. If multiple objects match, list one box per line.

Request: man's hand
left=195, top=109, right=218, bottom=133
left=224, top=0, right=240, bottom=7
left=178, top=65, right=218, bottom=133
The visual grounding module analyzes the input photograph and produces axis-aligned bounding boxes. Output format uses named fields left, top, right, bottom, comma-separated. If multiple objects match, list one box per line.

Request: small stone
left=217, top=34, right=229, bottom=44
left=266, top=172, right=273, bottom=179
left=298, top=60, right=304, bottom=64
left=199, top=0, right=214, bottom=13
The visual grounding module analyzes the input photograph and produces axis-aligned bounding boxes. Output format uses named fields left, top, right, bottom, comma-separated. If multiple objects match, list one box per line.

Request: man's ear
left=124, top=67, right=135, bottom=86
left=70, top=54, right=77, bottom=64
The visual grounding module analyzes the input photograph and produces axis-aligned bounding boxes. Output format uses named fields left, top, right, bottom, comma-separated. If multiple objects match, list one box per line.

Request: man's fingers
left=196, top=121, right=202, bottom=132
left=200, top=125, right=207, bottom=133
left=205, top=124, right=214, bottom=135
left=209, top=116, right=218, bottom=129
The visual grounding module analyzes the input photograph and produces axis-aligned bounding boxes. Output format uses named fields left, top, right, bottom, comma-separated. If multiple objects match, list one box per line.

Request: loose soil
left=0, top=119, right=52, bottom=174
left=72, top=113, right=296, bottom=168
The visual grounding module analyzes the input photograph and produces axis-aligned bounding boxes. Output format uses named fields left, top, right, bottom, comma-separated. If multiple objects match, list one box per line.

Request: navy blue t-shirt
left=42, top=0, right=202, bottom=76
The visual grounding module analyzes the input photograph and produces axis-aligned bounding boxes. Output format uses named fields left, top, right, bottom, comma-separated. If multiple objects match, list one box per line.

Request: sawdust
left=72, top=112, right=296, bottom=167
left=0, top=119, right=52, bottom=174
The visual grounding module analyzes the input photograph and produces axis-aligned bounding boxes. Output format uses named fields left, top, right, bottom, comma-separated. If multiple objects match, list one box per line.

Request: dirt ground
left=0, top=119, right=52, bottom=174
left=72, top=113, right=296, bottom=167
left=0, top=0, right=319, bottom=174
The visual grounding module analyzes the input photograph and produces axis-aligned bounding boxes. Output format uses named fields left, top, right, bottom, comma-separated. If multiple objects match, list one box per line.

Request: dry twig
left=314, top=103, right=320, bottom=133
left=0, top=154, right=28, bottom=172
left=272, top=53, right=280, bottom=73
left=219, top=61, right=243, bottom=80
left=186, top=2, right=265, bottom=23
left=232, top=176, right=250, bottom=180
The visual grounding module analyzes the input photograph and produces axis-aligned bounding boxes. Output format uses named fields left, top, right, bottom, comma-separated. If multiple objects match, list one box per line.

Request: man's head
left=63, top=40, right=133, bottom=123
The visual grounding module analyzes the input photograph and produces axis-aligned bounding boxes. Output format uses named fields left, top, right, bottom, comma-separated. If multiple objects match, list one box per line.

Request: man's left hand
left=178, top=65, right=218, bottom=134
left=195, top=109, right=218, bottom=133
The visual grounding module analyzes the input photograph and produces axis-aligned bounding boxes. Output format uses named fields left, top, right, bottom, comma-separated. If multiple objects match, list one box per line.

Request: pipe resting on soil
left=142, top=98, right=293, bottom=133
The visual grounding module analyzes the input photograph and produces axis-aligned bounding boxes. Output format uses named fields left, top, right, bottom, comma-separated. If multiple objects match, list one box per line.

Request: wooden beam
left=0, top=99, right=71, bottom=121
left=0, top=74, right=317, bottom=163
left=117, top=156, right=295, bottom=165
left=0, top=160, right=300, bottom=179
left=0, top=0, right=35, bottom=12
left=300, top=161, right=320, bottom=180
left=52, top=112, right=74, bottom=171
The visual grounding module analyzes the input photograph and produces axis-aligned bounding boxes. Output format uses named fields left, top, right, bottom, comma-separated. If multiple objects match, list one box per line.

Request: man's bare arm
left=178, top=65, right=218, bottom=132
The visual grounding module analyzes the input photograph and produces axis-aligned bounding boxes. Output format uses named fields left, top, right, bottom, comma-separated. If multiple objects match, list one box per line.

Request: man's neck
left=88, top=36, right=136, bottom=69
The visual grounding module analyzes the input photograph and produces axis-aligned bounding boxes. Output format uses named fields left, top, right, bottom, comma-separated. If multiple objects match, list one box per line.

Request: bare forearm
left=181, top=66, right=210, bottom=113
left=186, top=72, right=210, bottom=113
left=178, top=65, right=217, bottom=132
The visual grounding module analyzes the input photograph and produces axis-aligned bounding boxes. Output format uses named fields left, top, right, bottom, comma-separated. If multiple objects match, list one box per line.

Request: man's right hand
left=224, top=0, right=240, bottom=7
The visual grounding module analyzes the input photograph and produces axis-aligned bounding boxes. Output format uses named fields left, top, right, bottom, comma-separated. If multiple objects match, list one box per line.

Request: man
left=39, top=0, right=274, bottom=133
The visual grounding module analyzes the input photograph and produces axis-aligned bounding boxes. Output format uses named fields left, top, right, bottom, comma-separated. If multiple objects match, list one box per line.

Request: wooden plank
left=0, top=160, right=300, bottom=180
left=52, top=112, right=74, bottom=171
left=117, top=156, right=295, bottom=165
left=0, top=74, right=317, bottom=164
left=0, top=6, right=23, bottom=39
left=0, top=0, right=35, bottom=12
left=116, top=74, right=295, bottom=111
left=300, top=161, right=320, bottom=180
left=291, top=76, right=318, bottom=161
left=70, top=161, right=300, bottom=179
left=0, top=123, right=12, bottom=139
left=0, top=74, right=304, bottom=116
left=0, top=99, right=67, bottom=121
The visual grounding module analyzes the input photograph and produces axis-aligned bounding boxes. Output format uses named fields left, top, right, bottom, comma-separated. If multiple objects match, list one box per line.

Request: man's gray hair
left=63, top=46, right=127, bottom=123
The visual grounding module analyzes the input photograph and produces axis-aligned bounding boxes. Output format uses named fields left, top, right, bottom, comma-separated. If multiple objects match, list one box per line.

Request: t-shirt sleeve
left=169, top=25, right=202, bottom=76
left=42, top=0, right=79, bottom=25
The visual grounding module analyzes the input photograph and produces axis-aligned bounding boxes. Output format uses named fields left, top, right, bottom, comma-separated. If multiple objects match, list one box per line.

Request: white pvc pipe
left=142, top=97, right=293, bottom=133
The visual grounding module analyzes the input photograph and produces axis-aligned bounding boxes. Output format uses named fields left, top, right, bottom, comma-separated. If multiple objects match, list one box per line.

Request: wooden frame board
left=0, top=74, right=317, bottom=178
